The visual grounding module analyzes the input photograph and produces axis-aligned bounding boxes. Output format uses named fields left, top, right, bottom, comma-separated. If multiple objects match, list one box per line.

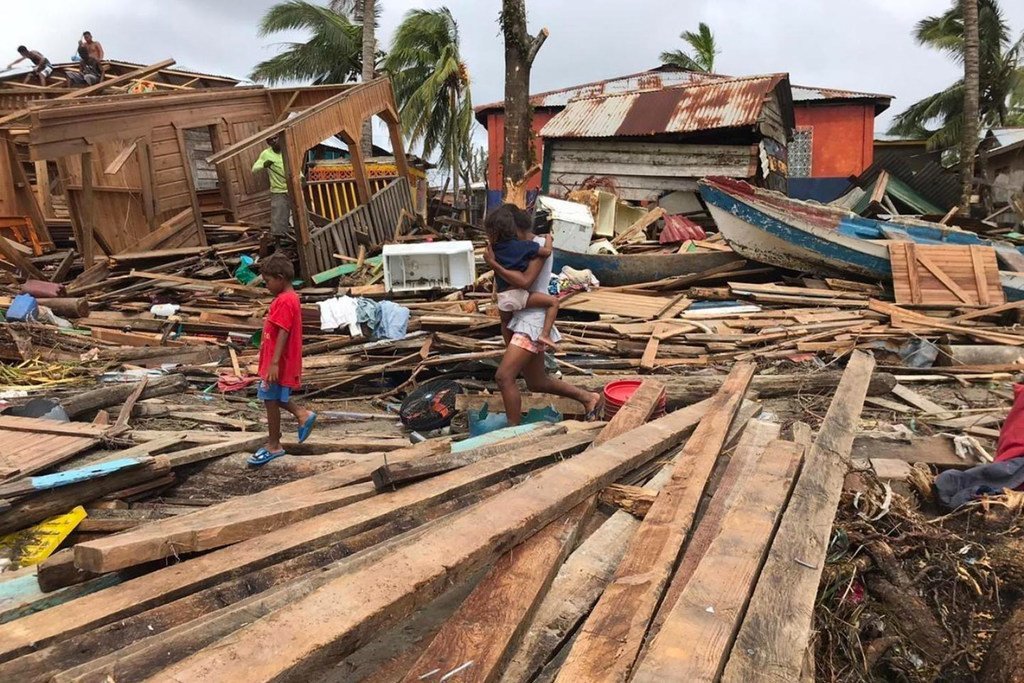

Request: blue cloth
left=356, top=297, right=381, bottom=330
left=257, top=381, right=292, bottom=402
left=494, top=239, right=540, bottom=291
left=375, top=300, right=410, bottom=340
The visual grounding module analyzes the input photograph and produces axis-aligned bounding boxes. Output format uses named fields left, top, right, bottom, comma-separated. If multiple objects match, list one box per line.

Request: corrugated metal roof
left=540, top=74, right=788, bottom=139
left=474, top=66, right=726, bottom=115
left=791, top=84, right=892, bottom=102
left=989, top=127, right=1024, bottom=149
left=476, top=67, right=891, bottom=120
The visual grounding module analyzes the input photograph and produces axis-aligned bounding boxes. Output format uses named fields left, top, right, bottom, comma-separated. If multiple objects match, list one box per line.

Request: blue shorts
left=257, top=381, right=293, bottom=403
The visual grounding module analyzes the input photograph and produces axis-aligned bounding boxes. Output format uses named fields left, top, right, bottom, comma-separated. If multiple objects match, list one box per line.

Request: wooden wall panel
left=0, top=143, right=17, bottom=215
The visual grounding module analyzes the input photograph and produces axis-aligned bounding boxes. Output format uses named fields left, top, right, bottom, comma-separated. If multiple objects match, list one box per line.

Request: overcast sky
left=3, top=0, right=1022, bottom=152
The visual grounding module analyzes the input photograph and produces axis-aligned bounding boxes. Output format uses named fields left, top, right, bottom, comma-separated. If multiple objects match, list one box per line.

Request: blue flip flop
left=298, top=412, right=318, bottom=443
left=248, top=447, right=287, bottom=467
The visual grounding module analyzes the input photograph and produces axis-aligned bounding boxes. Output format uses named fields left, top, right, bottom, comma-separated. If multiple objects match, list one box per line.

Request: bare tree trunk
left=500, top=0, right=548, bottom=208
left=450, top=88, right=460, bottom=210
left=960, top=0, right=980, bottom=215
left=360, top=0, right=376, bottom=155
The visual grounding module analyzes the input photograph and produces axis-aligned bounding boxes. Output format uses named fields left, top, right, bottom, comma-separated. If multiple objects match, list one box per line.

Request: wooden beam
left=6, top=136, right=52, bottom=246
left=648, top=418, right=783, bottom=639
left=592, top=379, right=665, bottom=447
left=103, top=140, right=138, bottom=175
left=0, top=235, right=44, bottom=279
left=370, top=424, right=568, bottom=492
left=401, top=501, right=592, bottom=682
left=721, top=350, right=875, bottom=683
left=555, top=362, right=756, bottom=683
left=205, top=80, right=370, bottom=165
left=27, top=481, right=512, bottom=683
left=631, top=439, right=803, bottom=682
left=0, top=59, right=176, bottom=127
left=0, top=429, right=609, bottom=660
left=140, top=399, right=723, bottom=681
left=78, top=151, right=96, bottom=266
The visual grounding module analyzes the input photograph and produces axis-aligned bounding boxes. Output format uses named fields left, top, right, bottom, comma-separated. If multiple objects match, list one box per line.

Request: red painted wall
left=485, top=109, right=558, bottom=193
left=793, top=104, right=876, bottom=178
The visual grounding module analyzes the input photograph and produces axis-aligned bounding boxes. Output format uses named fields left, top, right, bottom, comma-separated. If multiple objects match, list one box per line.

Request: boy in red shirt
left=248, top=253, right=317, bottom=466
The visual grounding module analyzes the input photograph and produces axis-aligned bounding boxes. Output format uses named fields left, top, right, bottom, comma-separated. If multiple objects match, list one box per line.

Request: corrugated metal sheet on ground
left=540, top=74, right=787, bottom=140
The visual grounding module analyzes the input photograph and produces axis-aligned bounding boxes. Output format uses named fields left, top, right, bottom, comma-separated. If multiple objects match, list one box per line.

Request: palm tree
left=250, top=1, right=363, bottom=85
left=888, top=0, right=1024, bottom=153
left=384, top=7, right=472, bottom=202
left=660, top=22, right=718, bottom=73
left=961, top=0, right=980, bottom=213
left=330, top=0, right=378, bottom=152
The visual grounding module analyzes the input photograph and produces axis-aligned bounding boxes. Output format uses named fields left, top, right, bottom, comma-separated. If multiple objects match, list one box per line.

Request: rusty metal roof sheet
left=791, top=84, right=892, bottom=102
left=474, top=66, right=725, bottom=115
left=540, top=74, right=789, bottom=139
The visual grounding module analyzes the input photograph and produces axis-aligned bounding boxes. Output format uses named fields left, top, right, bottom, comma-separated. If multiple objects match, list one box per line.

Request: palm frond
left=680, top=22, right=717, bottom=72
left=659, top=49, right=704, bottom=72
left=251, top=1, right=362, bottom=84
left=383, top=6, right=472, bottom=173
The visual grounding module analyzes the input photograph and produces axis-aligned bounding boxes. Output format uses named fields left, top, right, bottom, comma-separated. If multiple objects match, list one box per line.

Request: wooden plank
left=971, top=245, right=990, bottom=307
left=0, top=426, right=628, bottom=660
left=72, top=479, right=378, bottom=573
left=648, top=419, right=783, bottom=639
left=555, top=363, right=756, bottom=683
left=640, top=325, right=664, bottom=372
left=592, top=380, right=665, bottom=447
left=0, top=416, right=108, bottom=438
left=117, top=400, right=721, bottom=681
left=0, top=236, right=44, bottom=279
left=371, top=424, right=569, bottom=492
left=889, top=243, right=1003, bottom=307
left=0, top=60, right=176, bottom=127
left=103, top=140, right=138, bottom=175
left=632, top=440, right=803, bottom=682
left=35, top=482, right=512, bottom=683
left=401, top=501, right=591, bottom=683
left=721, top=350, right=876, bottom=683
left=915, top=250, right=972, bottom=303
left=891, top=383, right=953, bottom=419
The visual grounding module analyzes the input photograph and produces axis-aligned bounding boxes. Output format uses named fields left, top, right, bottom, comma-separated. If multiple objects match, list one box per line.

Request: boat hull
left=700, top=182, right=891, bottom=280
left=700, top=178, right=1024, bottom=302
left=551, top=249, right=740, bottom=287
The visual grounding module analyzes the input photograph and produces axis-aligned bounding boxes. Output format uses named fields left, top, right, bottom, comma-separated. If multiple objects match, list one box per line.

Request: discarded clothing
left=935, top=457, right=1024, bottom=509
left=375, top=300, right=410, bottom=340
left=317, top=296, right=361, bottom=336
left=356, top=297, right=382, bottom=331
left=552, top=266, right=599, bottom=296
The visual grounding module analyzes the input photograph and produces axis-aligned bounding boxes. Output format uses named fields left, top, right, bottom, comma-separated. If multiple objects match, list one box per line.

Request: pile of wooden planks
left=0, top=355, right=877, bottom=681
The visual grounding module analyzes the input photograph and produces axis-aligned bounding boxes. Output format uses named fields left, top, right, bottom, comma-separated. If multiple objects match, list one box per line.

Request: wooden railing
left=306, top=177, right=413, bottom=275
left=304, top=178, right=393, bottom=221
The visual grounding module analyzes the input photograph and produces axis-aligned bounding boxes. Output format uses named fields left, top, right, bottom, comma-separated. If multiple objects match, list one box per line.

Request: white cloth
left=317, top=296, right=361, bottom=336
left=508, top=236, right=561, bottom=343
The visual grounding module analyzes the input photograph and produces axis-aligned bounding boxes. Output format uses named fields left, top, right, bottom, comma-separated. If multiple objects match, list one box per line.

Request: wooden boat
left=698, top=177, right=1024, bottom=301
left=551, top=248, right=741, bottom=287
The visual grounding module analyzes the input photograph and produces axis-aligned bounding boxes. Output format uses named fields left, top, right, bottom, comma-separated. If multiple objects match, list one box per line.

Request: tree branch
left=526, top=27, right=549, bottom=65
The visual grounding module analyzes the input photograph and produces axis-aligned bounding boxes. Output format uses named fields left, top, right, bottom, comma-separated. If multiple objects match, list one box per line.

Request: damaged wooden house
left=0, top=62, right=415, bottom=282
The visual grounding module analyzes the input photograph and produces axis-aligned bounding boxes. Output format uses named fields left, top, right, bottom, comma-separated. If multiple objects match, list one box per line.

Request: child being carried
left=486, top=210, right=560, bottom=349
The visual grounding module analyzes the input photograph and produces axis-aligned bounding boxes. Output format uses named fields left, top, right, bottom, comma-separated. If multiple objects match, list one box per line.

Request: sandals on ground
left=248, top=447, right=287, bottom=467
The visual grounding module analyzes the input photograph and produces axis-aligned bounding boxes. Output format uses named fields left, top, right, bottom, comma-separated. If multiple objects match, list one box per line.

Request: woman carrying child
left=483, top=204, right=602, bottom=425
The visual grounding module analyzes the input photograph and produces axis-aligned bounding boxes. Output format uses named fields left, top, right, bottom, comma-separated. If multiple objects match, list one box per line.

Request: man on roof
left=7, top=46, right=53, bottom=86
left=79, top=32, right=104, bottom=62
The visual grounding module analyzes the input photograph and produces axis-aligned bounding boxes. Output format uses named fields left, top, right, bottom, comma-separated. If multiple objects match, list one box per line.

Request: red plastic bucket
left=603, top=380, right=667, bottom=420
